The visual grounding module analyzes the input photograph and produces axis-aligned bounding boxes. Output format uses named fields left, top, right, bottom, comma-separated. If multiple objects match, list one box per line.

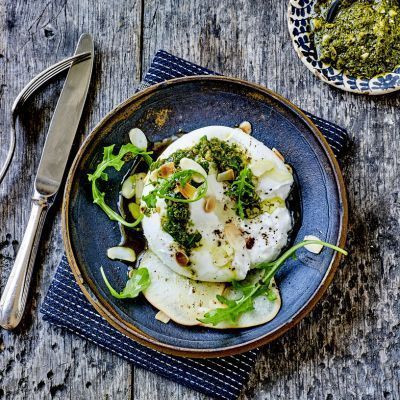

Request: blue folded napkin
left=41, top=50, right=349, bottom=400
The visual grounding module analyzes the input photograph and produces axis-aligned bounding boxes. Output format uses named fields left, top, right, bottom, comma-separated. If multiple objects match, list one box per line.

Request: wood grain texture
left=0, top=0, right=142, bottom=398
left=0, top=0, right=399, bottom=399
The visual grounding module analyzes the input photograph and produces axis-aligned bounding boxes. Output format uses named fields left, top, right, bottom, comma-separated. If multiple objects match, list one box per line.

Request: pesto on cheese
left=312, top=0, right=400, bottom=78
left=149, top=136, right=263, bottom=252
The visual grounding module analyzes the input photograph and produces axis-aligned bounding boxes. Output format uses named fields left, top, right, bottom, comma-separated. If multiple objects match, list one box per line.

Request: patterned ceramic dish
left=287, top=0, right=400, bottom=95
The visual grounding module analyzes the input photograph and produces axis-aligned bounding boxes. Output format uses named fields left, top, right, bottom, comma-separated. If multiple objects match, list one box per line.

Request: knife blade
left=0, top=33, right=94, bottom=329
left=36, top=33, right=94, bottom=196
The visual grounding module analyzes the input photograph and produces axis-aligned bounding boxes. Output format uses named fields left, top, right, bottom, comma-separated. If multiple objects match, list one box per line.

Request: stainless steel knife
left=0, top=33, right=94, bottom=329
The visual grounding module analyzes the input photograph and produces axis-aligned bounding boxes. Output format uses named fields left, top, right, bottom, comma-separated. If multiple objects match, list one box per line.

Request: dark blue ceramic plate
left=63, top=76, right=347, bottom=358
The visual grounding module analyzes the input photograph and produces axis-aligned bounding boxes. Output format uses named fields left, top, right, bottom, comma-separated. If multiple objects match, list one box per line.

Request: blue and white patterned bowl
left=287, top=0, right=400, bottom=95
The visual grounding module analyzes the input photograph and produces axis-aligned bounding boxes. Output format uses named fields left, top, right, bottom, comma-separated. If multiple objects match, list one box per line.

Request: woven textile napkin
left=41, top=50, right=348, bottom=400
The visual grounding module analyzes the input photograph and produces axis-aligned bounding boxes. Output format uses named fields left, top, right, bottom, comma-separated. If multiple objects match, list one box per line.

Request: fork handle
left=0, top=191, right=50, bottom=329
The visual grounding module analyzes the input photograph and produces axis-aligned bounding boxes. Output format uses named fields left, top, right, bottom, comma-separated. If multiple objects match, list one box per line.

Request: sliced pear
left=140, top=250, right=281, bottom=329
left=214, top=271, right=281, bottom=329
left=141, top=250, right=225, bottom=326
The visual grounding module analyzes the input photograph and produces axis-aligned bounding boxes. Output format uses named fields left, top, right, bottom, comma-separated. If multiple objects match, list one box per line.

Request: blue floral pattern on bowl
left=287, top=0, right=400, bottom=95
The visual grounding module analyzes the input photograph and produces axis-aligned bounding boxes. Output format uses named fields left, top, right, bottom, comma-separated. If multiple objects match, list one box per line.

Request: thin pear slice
left=140, top=250, right=281, bottom=329
left=141, top=250, right=225, bottom=326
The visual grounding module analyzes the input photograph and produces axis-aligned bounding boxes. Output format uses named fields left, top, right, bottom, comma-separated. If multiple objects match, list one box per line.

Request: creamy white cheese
left=141, top=126, right=293, bottom=283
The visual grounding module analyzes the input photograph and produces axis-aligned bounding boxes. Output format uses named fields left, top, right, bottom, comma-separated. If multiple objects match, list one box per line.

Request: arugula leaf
left=256, top=240, right=348, bottom=286
left=100, top=267, right=150, bottom=299
left=88, top=144, right=152, bottom=227
left=143, top=169, right=208, bottom=209
left=227, top=167, right=261, bottom=219
left=198, top=240, right=348, bottom=326
left=200, top=293, right=255, bottom=325
left=142, top=190, right=158, bottom=208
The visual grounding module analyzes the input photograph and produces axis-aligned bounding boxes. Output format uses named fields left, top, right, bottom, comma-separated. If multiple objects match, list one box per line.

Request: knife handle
left=0, top=191, right=50, bottom=329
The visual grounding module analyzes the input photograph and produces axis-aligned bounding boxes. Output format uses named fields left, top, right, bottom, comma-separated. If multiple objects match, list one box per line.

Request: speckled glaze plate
left=287, top=0, right=400, bottom=95
left=63, top=76, right=347, bottom=358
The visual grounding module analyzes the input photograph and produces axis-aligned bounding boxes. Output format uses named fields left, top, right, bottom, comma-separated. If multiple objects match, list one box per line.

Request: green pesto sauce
left=151, top=135, right=248, bottom=175
left=153, top=136, right=259, bottom=251
left=312, top=0, right=400, bottom=78
left=161, top=200, right=202, bottom=253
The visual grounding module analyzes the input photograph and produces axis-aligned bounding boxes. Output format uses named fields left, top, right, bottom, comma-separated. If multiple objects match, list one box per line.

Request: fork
left=0, top=51, right=91, bottom=185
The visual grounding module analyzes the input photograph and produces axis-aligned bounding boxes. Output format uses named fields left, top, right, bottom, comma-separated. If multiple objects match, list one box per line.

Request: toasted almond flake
left=155, top=310, right=171, bottom=324
left=129, top=128, right=148, bottom=150
left=217, top=169, right=235, bottom=182
left=250, top=159, right=275, bottom=177
left=224, top=222, right=243, bottom=250
left=304, top=235, right=324, bottom=254
left=177, top=182, right=196, bottom=199
left=239, top=121, right=252, bottom=134
left=204, top=195, right=216, bottom=213
left=175, top=251, right=189, bottom=266
left=179, top=158, right=207, bottom=183
left=272, top=148, right=285, bottom=162
left=107, top=246, right=136, bottom=262
left=158, top=162, right=175, bottom=179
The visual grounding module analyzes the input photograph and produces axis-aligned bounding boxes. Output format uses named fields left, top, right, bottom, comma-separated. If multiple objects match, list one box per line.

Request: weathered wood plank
left=140, top=1, right=400, bottom=399
left=1, top=0, right=399, bottom=399
left=0, top=0, right=142, bottom=398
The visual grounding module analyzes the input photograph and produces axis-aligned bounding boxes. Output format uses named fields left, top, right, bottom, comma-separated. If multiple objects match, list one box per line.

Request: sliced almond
left=175, top=251, right=189, bottom=266
left=217, top=169, right=235, bottom=182
left=204, top=195, right=216, bottom=213
left=224, top=222, right=243, bottom=250
left=158, top=162, right=175, bottom=179
left=239, top=121, right=252, bottom=134
left=155, top=310, right=171, bottom=324
left=272, top=148, right=285, bottom=162
left=107, top=246, right=136, bottom=262
left=304, top=235, right=324, bottom=254
left=179, top=158, right=207, bottom=183
left=129, top=128, right=148, bottom=150
left=250, top=159, right=275, bottom=177
left=177, top=182, right=196, bottom=199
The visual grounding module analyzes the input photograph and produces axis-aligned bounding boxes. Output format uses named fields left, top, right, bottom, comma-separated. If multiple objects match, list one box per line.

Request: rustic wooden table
left=0, top=1, right=399, bottom=399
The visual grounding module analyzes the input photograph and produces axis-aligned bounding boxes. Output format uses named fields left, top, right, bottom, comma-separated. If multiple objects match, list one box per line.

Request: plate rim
left=62, top=75, right=348, bottom=358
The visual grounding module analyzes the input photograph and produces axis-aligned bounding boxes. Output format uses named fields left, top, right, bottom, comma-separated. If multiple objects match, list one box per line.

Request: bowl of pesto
left=288, top=0, right=400, bottom=94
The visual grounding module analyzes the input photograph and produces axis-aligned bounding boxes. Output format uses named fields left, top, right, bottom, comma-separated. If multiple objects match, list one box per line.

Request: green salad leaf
left=143, top=169, right=208, bottom=209
left=88, top=144, right=152, bottom=227
left=227, top=167, right=261, bottom=219
left=100, top=267, right=150, bottom=299
left=198, top=240, right=348, bottom=326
